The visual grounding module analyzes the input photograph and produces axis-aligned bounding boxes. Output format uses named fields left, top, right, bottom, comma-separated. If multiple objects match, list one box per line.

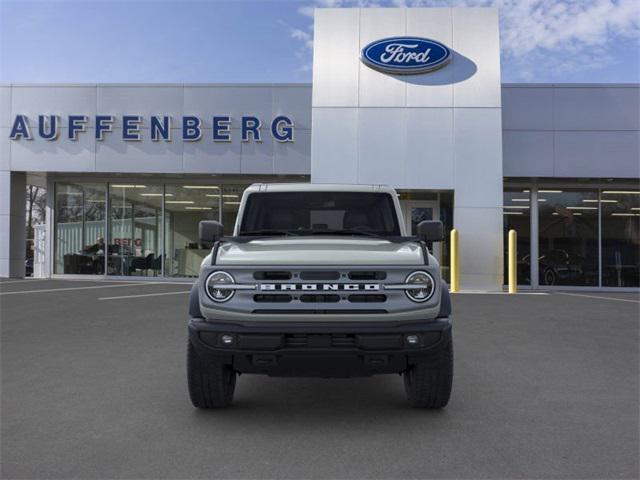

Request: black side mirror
left=417, top=220, right=444, bottom=242
left=199, top=220, right=224, bottom=245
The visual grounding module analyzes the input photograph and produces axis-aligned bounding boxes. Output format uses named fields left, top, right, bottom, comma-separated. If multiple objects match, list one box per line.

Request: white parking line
left=0, top=279, right=53, bottom=285
left=98, top=291, right=191, bottom=301
left=556, top=292, right=640, bottom=304
left=453, top=291, right=549, bottom=295
left=0, top=283, right=149, bottom=295
left=0, top=278, right=142, bottom=285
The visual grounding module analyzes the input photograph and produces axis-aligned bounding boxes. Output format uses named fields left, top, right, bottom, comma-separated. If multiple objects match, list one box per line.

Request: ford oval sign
left=361, top=37, right=451, bottom=75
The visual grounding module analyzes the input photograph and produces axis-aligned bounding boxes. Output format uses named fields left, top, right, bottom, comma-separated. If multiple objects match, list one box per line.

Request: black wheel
left=187, top=340, right=236, bottom=408
left=543, top=268, right=557, bottom=286
left=404, top=338, right=453, bottom=409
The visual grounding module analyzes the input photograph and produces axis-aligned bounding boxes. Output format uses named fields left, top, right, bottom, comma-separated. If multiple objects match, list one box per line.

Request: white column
left=530, top=185, right=539, bottom=288
left=453, top=108, right=504, bottom=290
left=0, top=171, right=26, bottom=278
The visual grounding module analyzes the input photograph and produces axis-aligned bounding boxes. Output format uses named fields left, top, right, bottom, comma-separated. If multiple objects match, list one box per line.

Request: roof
left=244, top=183, right=397, bottom=194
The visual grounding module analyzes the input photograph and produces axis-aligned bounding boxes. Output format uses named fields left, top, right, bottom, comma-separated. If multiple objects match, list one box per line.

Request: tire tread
left=187, top=340, right=236, bottom=408
left=404, top=338, right=453, bottom=408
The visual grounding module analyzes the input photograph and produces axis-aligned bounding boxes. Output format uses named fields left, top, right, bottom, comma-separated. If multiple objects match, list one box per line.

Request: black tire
left=543, top=268, right=557, bottom=286
left=403, top=338, right=453, bottom=408
left=187, top=340, right=236, bottom=408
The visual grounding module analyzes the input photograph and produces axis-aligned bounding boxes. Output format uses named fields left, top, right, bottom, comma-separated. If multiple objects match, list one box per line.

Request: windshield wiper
left=307, top=229, right=386, bottom=239
left=239, top=229, right=300, bottom=237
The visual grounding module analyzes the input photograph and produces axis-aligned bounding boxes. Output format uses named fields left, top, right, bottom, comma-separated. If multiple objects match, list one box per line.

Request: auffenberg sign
left=8, top=114, right=295, bottom=142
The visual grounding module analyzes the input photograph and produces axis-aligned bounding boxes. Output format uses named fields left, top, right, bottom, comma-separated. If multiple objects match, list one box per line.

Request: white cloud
left=288, top=0, right=640, bottom=80
left=495, top=0, right=639, bottom=58
left=290, top=27, right=314, bottom=49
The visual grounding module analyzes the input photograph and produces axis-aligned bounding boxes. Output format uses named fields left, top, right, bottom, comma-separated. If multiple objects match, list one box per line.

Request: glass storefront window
left=51, top=181, right=637, bottom=289
left=221, top=185, right=246, bottom=235
left=108, top=184, right=162, bottom=276
left=601, top=190, right=640, bottom=287
left=54, top=183, right=106, bottom=274
left=503, top=189, right=531, bottom=285
left=164, top=184, right=221, bottom=277
left=83, top=185, right=107, bottom=274
left=538, top=189, right=599, bottom=286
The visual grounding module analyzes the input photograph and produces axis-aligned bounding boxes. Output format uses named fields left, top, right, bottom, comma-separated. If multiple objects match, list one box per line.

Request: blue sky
left=1, top=0, right=638, bottom=84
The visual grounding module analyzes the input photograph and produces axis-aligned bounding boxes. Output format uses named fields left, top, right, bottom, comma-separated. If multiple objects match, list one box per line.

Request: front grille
left=300, top=271, right=340, bottom=280
left=284, top=334, right=357, bottom=348
left=348, top=294, right=387, bottom=303
left=331, top=334, right=356, bottom=347
left=247, top=269, right=399, bottom=310
left=285, top=334, right=308, bottom=347
left=254, top=294, right=292, bottom=303
left=252, top=309, right=387, bottom=314
left=253, top=271, right=292, bottom=280
left=348, top=271, right=387, bottom=280
left=300, top=294, right=340, bottom=303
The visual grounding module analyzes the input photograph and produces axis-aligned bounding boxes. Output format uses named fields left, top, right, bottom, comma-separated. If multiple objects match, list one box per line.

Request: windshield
left=239, top=192, right=401, bottom=237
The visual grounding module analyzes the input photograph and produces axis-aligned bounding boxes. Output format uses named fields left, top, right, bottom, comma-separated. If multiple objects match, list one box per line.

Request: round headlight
left=405, top=271, right=435, bottom=302
left=205, top=271, right=235, bottom=302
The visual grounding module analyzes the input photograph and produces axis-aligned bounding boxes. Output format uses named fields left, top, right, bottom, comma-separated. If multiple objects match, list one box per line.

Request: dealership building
left=1, top=7, right=638, bottom=290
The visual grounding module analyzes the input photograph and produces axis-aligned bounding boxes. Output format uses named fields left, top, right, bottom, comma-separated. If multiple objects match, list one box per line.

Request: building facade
left=1, top=7, right=638, bottom=290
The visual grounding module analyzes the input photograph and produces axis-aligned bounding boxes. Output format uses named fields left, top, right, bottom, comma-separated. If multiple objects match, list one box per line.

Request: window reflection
left=165, top=185, right=220, bottom=277
left=108, top=184, right=162, bottom=276
left=54, top=183, right=106, bottom=274
left=503, top=189, right=531, bottom=285
left=538, top=189, right=598, bottom=286
left=602, top=190, right=640, bottom=287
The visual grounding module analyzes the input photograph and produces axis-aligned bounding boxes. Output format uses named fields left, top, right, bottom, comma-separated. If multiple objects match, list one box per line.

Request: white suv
left=188, top=184, right=453, bottom=408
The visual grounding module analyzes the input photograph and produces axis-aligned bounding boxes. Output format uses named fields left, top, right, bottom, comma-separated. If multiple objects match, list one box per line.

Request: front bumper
left=188, top=318, right=452, bottom=377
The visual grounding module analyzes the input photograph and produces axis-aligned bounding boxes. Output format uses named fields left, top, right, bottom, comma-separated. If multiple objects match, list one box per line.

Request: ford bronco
left=188, top=184, right=453, bottom=408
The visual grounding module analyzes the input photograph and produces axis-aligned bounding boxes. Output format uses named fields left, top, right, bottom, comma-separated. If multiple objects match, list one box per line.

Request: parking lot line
left=98, top=291, right=191, bottom=301
left=0, top=283, right=147, bottom=295
left=556, top=292, right=640, bottom=304
left=454, top=291, right=549, bottom=295
left=0, top=279, right=53, bottom=285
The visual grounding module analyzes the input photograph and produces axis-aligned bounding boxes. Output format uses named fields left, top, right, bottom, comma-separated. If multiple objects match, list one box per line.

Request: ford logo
left=361, top=36, right=451, bottom=75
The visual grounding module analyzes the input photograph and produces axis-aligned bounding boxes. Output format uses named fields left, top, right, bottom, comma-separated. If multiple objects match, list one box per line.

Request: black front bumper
left=188, top=318, right=452, bottom=377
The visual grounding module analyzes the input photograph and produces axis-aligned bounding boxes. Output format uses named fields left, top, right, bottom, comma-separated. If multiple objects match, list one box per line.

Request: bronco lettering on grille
left=260, top=284, right=380, bottom=291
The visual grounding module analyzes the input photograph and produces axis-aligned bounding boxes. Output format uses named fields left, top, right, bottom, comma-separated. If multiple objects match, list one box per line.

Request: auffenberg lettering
left=8, top=115, right=295, bottom=143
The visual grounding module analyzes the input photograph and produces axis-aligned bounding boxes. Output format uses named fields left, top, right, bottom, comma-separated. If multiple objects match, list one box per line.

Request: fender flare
left=437, top=283, right=451, bottom=318
left=189, top=282, right=204, bottom=319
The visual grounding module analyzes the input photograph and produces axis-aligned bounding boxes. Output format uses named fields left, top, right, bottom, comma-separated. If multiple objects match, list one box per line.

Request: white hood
left=215, top=237, right=424, bottom=266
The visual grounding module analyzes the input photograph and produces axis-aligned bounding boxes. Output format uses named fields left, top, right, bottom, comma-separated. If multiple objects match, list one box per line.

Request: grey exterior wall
left=2, top=83, right=637, bottom=181
left=0, top=84, right=311, bottom=176
left=502, top=84, right=640, bottom=179
left=311, top=7, right=504, bottom=290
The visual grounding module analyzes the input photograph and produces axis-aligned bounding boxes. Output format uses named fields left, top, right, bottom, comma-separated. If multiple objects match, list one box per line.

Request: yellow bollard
left=450, top=229, right=459, bottom=293
left=508, top=229, right=517, bottom=294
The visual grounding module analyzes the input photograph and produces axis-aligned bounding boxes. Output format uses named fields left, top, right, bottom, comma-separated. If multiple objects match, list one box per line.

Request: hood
left=216, top=237, right=424, bottom=266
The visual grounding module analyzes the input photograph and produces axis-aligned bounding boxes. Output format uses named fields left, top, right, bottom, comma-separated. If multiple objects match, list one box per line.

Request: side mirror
left=199, top=220, right=224, bottom=245
left=417, top=220, right=444, bottom=242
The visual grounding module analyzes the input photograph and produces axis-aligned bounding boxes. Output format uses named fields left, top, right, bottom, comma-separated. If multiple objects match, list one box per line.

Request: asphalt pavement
left=1, top=279, right=638, bottom=479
